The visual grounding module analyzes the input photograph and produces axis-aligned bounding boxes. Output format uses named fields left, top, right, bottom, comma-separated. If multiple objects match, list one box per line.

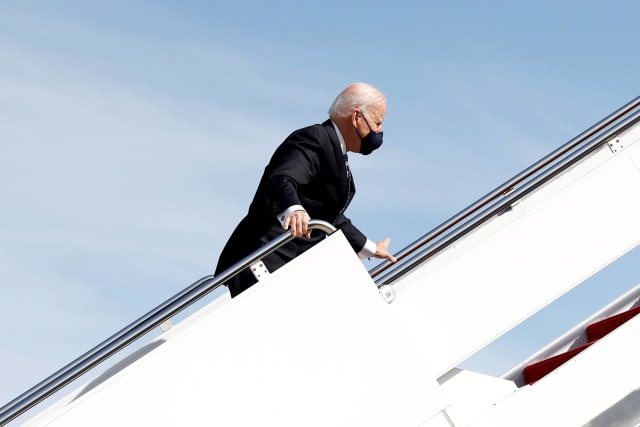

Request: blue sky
left=1, top=0, right=640, bottom=416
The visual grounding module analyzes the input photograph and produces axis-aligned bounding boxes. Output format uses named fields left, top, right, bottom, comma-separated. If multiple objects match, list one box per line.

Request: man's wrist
left=358, top=239, right=376, bottom=259
left=277, top=205, right=305, bottom=227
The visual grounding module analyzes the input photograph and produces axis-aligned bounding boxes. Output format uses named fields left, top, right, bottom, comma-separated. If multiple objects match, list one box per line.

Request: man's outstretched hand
left=374, top=238, right=397, bottom=263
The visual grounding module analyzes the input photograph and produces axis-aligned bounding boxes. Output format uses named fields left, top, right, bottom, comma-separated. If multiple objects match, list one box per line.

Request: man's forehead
left=370, top=102, right=386, bottom=120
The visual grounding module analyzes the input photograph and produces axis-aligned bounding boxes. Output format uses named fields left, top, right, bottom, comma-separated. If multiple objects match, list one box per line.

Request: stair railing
left=371, top=96, right=640, bottom=287
left=0, top=220, right=337, bottom=426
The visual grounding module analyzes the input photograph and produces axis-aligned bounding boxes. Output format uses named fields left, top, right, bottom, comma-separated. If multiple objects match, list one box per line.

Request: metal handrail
left=369, top=96, right=640, bottom=287
left=0, top=220, right=337, bottom=426
left=373, top=97, right=640, bottom=287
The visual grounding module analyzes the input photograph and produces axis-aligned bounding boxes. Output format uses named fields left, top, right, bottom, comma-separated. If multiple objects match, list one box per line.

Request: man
left=215, top=82, right=397, bottom=297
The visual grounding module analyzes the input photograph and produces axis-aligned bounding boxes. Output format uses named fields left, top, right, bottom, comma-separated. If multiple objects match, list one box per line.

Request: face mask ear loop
left=355, top=110, right=383, bottom=155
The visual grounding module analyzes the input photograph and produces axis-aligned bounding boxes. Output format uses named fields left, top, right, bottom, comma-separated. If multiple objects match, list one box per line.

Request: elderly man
left=215, top=82, right=397, bottom=297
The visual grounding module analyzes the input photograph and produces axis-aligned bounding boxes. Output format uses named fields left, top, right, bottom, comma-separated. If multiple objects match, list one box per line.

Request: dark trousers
left=219, top=250, right=291, bottom=298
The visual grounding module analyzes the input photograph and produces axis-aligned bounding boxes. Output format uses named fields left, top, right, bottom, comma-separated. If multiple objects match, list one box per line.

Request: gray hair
left=328, top=83, right=386, bottom=118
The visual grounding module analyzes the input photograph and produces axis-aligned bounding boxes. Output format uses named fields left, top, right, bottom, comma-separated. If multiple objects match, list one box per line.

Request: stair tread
left=523, top=306, right=640, bottom=385
left=523, top=341, right=595, bottom=385
left=586, top=305, right=640, bottom=341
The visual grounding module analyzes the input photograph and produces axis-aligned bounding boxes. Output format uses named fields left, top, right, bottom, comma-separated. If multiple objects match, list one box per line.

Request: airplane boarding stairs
left=2, top=96, right=640, bottom=426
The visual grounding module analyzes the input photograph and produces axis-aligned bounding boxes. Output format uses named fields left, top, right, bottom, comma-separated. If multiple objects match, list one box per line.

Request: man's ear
left=350, top=109, right=360, bottom=128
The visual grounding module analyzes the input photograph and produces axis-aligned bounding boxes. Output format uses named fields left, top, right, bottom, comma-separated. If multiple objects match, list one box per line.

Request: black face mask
left=358, top=113, right=383, bottom=155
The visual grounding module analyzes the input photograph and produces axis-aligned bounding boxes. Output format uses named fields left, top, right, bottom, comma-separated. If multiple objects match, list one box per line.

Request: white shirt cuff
left=277, top=205, right=306, bottom=228
left=358, top=239, right=377, bottom=259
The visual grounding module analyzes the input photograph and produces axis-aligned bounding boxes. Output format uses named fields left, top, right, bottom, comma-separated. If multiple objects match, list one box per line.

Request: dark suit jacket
left=215, top=119, right=367, bottom=277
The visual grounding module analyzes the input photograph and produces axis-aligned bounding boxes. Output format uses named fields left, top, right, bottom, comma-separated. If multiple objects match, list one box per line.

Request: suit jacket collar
left=322, top=119, right=345, bottom=166
left=321, top=120, right=355, bottom=210
left=328, top=120, right=346, bottom=154
left=322, top=119, right=340, bottom=148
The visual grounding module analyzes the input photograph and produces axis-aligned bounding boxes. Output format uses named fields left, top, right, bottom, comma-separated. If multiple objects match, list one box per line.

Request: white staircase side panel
left=468, top=313, right=640, bottom=427
left=23, top=232, right=448, bottom=427
left=388, top=124, right=640, bottom=378
left=437, top=368, right=518, bottom=426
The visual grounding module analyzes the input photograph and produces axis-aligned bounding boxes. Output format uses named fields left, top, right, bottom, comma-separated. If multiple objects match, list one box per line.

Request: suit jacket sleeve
left=333, top=212, right=368, bottom=253
left=263, top=134, right=322, bottom=213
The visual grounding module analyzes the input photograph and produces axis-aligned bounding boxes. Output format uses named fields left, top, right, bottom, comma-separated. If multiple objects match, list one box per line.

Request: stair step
left=522, top=306, right=640, bottom=385
left=523, top=341, right=595, bottom=385
left=586, top=306, right=640, bottom=342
